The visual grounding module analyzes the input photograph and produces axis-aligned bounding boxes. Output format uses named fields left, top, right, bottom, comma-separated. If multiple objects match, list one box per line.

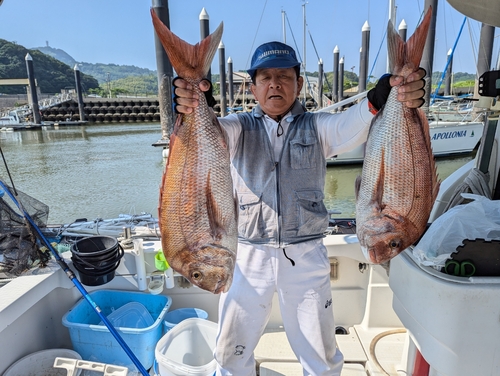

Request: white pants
left=215, top=239, right=344, bottom=376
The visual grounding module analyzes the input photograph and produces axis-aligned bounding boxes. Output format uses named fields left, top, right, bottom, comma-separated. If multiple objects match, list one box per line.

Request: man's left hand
left=391, top=68, right=426, bottom=109
left=368, top=68, right=426, bottom=111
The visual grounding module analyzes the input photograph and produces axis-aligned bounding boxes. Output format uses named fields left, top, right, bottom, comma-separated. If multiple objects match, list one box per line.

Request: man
left=174, top=41, right=425, bottom=376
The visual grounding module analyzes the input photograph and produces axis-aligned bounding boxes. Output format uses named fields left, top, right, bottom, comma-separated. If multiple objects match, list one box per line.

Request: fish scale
left=151, top=11, right=238, bottom=294
left=355, top=7, right=439, bottom=265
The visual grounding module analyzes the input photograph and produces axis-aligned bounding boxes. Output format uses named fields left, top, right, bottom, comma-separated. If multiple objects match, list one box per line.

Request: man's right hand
left=173, top=78, right=211, bottom=114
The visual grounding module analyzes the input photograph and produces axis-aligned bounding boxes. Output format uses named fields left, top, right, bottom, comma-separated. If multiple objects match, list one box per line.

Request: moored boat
left=323, top=98, right=484, bottom=165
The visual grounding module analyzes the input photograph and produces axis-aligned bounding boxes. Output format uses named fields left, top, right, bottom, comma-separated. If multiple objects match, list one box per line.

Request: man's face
left=250, top=67, right=303, bottom=118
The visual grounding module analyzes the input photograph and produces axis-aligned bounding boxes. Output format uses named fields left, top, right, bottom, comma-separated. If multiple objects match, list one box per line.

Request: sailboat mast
left=303, top=2, right=307, bottom=103
left=387, top=0, right=397, bottom=72
left=282, top=9, right=286, bottom=44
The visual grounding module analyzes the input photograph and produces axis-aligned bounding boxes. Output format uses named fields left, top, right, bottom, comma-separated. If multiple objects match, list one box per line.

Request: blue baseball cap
left=247, top=41, right=301, bottom=80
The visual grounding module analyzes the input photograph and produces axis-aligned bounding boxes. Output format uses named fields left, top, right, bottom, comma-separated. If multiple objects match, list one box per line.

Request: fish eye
left=191, top=271, right=202, bottom=280
left=390, top=240, right=400, bottom=249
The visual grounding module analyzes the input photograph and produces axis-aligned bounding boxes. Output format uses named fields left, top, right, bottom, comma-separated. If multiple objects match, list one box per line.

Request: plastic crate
left=62, top=290, right=171, bottom=371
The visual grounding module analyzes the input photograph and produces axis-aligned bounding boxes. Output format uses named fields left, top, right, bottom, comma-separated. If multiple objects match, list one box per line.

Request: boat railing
left=0, top=92, right=74, bottom=120
left=317, top=93, right=485, bottom=126
left=309, top=86, right=335, bottom=109
left=316, top=91, right=368, bottom=113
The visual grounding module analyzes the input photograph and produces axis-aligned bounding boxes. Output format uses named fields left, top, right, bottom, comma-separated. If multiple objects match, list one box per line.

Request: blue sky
left=0, top=0, right=497, bottom=80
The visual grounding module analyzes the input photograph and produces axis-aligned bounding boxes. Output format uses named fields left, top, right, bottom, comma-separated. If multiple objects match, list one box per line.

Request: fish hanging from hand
left=355, top=7, right=439, bottom=265
left=151, top=10, right=238, bottom=294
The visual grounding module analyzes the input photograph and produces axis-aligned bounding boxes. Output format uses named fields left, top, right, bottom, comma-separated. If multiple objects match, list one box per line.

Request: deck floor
left=256, top=325, right=408, bottom=375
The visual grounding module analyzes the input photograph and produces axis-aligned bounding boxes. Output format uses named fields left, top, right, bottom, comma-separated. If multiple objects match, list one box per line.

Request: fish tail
left=387, top=6, right=432, bottom=75
left=151, top=9, right=223, bottom=80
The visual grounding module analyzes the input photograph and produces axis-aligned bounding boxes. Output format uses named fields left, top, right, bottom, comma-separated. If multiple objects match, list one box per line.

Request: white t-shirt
left=218, top=98, right=373, bottom=161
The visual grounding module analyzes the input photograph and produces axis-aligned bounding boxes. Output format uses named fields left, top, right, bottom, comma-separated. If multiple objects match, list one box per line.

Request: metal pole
left=359, top=21, right=370, bottom=92
left=333, top=46, right=339, bottom=102
left=152, top=0, right=174, bottom=149
left=444, top=49, right=453, bottom=96
left=398, top=19, right=407, bottom=42
left=200, top=8, right=211, bottom=81
left=73, top=64, right=85, bottom=122
left=227, top=57, right=234, bottom=110
left=421, top=0, right=438, bottom=111
left=282, top=10, right=286, bottom=44
left=318, top=58, right=323, bottom=108
left=218, top=41, right=227, bottom=117
left=302, top=2, right=307, bottom=103
left=25, top=53, right=41, bottom=124
left=339, top=56, right=345, bottom=102
left=359, top=47, right=363, bottom=94
left=477, top=23, right=495, bottom=78
left=387, top=0, right=396, bottom=72
left=474, top=23, right=495, bottom=100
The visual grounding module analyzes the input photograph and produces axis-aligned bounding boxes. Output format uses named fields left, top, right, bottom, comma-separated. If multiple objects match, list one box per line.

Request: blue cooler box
left=62, top=289, right=171, bottom=371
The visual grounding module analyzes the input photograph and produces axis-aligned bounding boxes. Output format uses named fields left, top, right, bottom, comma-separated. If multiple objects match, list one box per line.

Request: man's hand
left=173, top=78, right=212, bottom=114
left=368, top=68, right=426, bottom=111
left=391, top=68, right=426, bottom=109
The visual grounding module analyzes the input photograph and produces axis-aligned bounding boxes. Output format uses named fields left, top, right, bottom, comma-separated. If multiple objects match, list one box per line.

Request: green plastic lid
left=155, top=251, right=170, bottom=271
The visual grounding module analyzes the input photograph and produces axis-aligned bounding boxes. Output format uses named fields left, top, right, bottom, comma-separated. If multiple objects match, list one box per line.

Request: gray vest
left=232, top=100, right=328, bottom=247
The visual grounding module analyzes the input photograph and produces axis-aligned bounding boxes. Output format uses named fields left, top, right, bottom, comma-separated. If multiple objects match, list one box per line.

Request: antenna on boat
left=282, top=9, right=286, bottom=44
left=302, top=1, right=308, bottom=104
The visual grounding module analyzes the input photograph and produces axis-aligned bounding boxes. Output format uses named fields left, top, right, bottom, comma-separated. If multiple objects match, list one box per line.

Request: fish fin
left=354, top=175, right=362, bottom=201
left=157, top=164, right=167, bottom=233
left=212, top=112, right=229, bottom=149
left=373, top=149, right=386, bottom=209
left=168, top=114, right=183, bottom=153
left=205, top=171, right=226, bottom=241
left=416, top=109, right=441, bottom=201
left=387, top=20, right=406, bottom=75
left=158, top=114, right=183, bottom=231
left=151, top=9, right=223, bottom=80
left=387, top=6, right=432, bottom=75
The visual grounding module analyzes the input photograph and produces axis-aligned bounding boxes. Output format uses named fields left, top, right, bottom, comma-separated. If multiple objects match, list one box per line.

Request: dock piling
left=25, top=54, right=41, bottom=124
left=74, top=64, right=86, bottom=121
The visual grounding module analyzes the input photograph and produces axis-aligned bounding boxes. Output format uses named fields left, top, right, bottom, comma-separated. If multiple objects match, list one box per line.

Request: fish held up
left=151, top=10, right=238, bottom=294
left=355, top=7, right=439, bottom=265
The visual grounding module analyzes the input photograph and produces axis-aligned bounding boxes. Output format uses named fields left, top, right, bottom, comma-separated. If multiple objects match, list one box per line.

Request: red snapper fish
left=151, top=10, right=238, bottom=294
left=355, top=8, right=439, bottom=264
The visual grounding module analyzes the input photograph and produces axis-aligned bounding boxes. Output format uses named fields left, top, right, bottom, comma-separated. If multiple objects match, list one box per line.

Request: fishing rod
left=0, top=179, right=149, bottom=375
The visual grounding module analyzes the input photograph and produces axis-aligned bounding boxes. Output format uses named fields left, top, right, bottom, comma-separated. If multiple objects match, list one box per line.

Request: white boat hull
left=327, top=120, right=483, bottom=165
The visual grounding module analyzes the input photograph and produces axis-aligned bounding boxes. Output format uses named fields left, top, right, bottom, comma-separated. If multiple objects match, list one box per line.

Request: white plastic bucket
left=155, top=318, right=218, bottom=376
left=4, top=348, right=82, bottom=376
left=163, top=307, right=208, bottom=333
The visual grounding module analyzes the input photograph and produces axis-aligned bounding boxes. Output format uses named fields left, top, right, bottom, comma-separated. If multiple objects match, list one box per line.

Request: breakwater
left=38, top=95, right=264, bottom=123
left=41, top=98, right=161, bottom=123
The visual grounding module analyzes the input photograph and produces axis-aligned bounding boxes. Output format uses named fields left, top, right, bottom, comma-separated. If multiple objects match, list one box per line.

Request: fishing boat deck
left=256, top=325, right=407, bottom=375
left=0, top=234, right=410, bottom=375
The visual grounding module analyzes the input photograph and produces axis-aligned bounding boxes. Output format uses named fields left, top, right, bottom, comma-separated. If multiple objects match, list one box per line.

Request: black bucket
left=71, top=236, right=124, bottom=286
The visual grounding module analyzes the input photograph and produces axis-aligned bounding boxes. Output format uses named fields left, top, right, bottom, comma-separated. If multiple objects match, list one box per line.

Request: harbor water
left=0, top=123, right=472, bottom=224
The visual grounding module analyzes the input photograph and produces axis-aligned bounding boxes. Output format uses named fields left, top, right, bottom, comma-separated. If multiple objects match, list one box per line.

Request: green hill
left=1, top=39, right=477, bottom=98
left=34, top=45, right=156, bottom=84
left=0, top=39, right=99, bottom=95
